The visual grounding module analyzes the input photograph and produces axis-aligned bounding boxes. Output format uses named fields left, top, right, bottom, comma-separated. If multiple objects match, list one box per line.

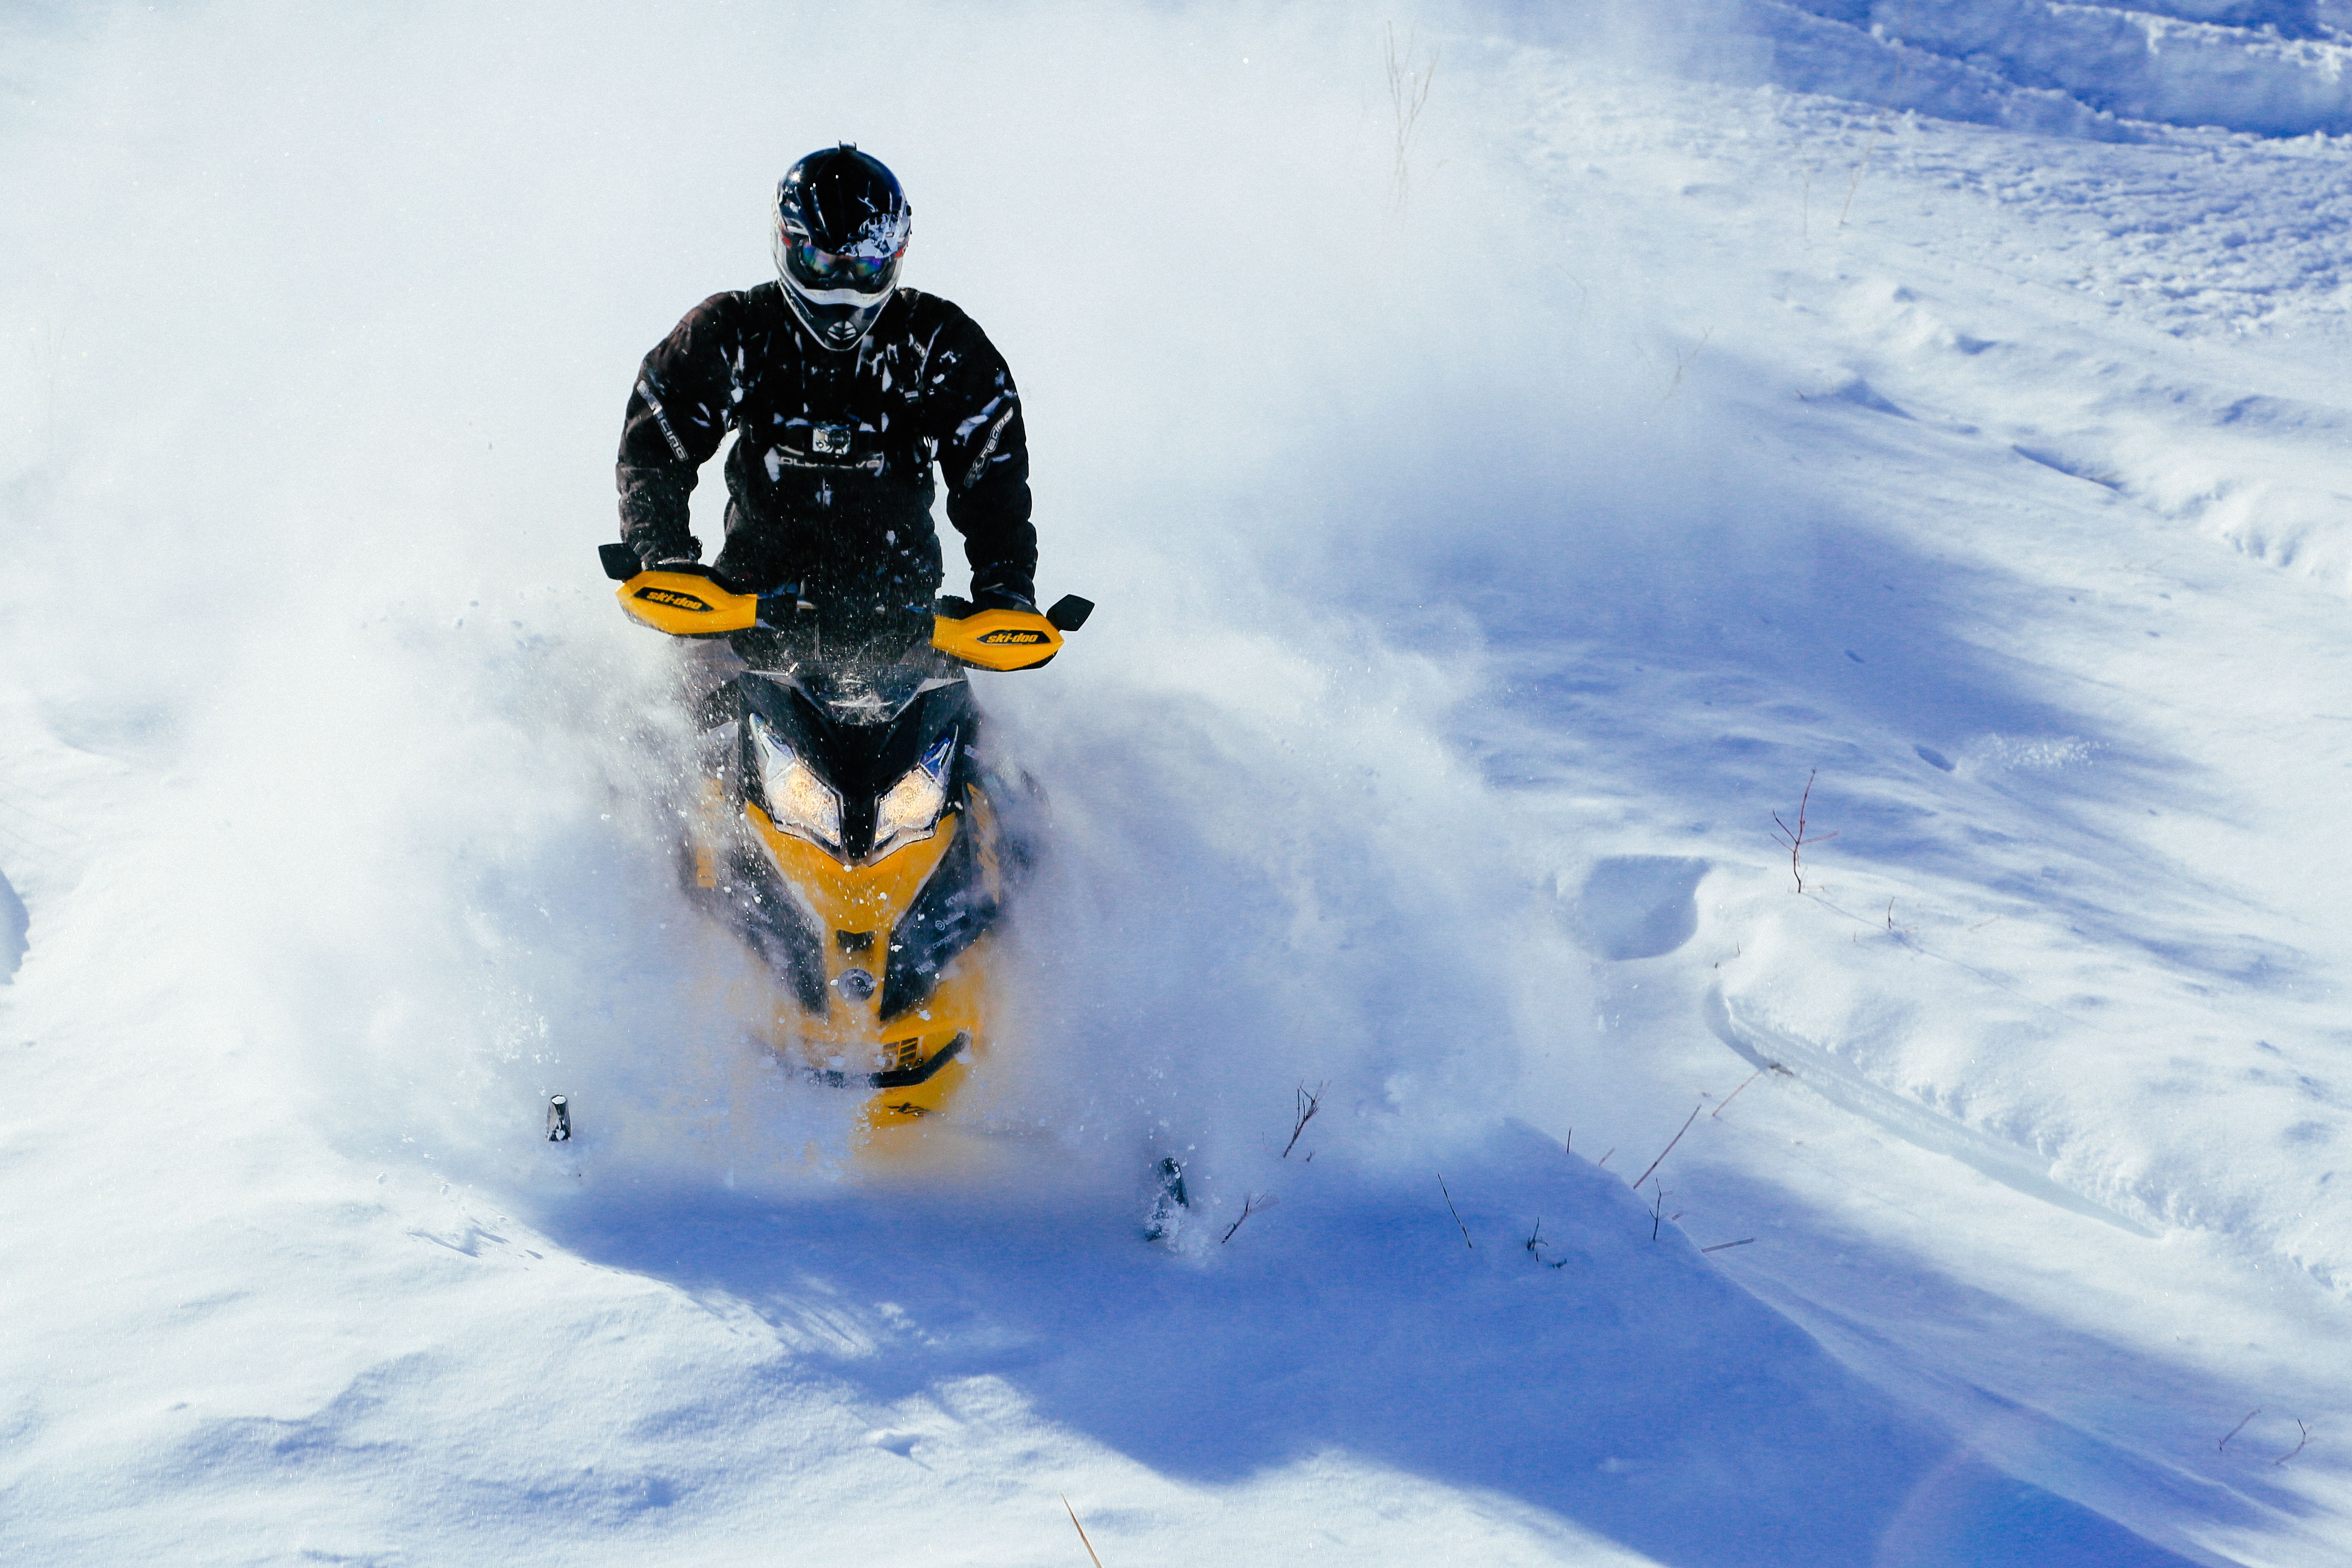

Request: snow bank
left=1755, top=0, right=2352, bottom=134
left=7, top=0, right=2352, bottom=1562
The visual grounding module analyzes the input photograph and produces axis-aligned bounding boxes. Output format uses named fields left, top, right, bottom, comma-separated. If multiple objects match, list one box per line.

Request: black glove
left=646, top=557, right=759, bottom=596
left=634, top=533, right=706, bottom=573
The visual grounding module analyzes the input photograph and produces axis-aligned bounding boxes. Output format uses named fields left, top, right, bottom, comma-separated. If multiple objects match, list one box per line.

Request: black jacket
left=617, top=283, right=1036, bottom=610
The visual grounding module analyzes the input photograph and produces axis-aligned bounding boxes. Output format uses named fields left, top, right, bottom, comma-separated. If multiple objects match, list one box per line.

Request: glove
left=645, top=556, right=757, bottom=596
left=635, top=533, right=706, bottom=574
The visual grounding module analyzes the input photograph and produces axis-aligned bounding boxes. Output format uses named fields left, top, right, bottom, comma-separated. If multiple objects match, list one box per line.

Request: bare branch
left=1384, top=23, right=1439, bottom=209
left=1712, top=1069, right=1764, bottom=1120
left=1062, top=1494, right=1104, bottom=1568
left=1437, top=1172, right=1474, bottom=1248
left=1770, top=770, right=1839, bottom=893
left=1281, top=1080, right=1325, bottom=1159
left=1700, top=1238, right=1756, bottom=1254
left=2220, top=1408, right=2261, bottom=1453
left=1633, top=1103, right=1703, bottom=1190
left=2274, top=1419, right=2310, bottom=1467
left=1220, top=1192, right=1271, bottom=1244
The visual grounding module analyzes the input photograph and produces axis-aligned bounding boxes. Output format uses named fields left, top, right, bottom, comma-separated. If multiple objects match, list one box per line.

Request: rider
left=616, top=145, right=1036, bottom=659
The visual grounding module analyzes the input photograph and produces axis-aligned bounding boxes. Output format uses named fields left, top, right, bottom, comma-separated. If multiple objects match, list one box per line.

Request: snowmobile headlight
left=749, top=714, right=842, bottom=851
left=871, top=732, right=955, bottom=859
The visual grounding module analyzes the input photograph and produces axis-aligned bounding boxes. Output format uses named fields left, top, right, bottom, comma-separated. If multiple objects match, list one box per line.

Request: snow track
left=5, top=2, right=2352, bottom=1564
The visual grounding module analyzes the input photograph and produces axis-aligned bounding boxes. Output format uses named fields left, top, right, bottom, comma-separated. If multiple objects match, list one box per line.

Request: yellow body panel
left=931, top=607, right=1062, bottom=670
left=616, top=570, right=759, bottom=636
left=743, top=798, right=1004, bottom=1150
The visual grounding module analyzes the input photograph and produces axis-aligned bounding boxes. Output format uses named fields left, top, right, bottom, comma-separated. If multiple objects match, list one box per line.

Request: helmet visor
left=783, top=240, right=901, bottom=296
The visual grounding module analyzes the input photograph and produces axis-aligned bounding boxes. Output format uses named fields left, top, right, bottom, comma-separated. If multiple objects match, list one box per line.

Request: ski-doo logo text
left=637, top=588, right=711, bottom=611
left=978, top=629, right=1047, bottom=645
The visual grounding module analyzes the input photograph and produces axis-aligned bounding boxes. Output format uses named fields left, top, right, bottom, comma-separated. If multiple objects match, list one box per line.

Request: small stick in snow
left=1564, top=1128, right=1572, bottom=1157
left=2274, top=1419, right=2310, bottom=1467
left=2219, top=1408, right=2261, bottom=1453
left=1061, top=1494, right=1104, bottom=1568
left=1700, top=1238, right=1756, bottom=1254
left=1437, top=1172, right=1474, bottom=1248
left=1526, top=1217, right=1544, bottom=1254
left=1712, top=1069, right=1764, bottom=1120
left=1383, top=23, right=1438, bottom=209
left=1633, top=1103, right=1704, bottom=1190
left=1771, top=770, right=1838, bottom=893
left=1280, top=1080, right=1325, bottom=1159
left=1650, top=1186, right=1668, bottom=1242
left=1596, top=1147, right=1613, bottom=1168
left=1220, top=1194, right=1268, bottom=1245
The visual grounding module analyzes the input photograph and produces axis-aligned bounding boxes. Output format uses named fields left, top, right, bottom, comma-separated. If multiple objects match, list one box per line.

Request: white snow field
left=6, top=1, right=2352, bottom=1562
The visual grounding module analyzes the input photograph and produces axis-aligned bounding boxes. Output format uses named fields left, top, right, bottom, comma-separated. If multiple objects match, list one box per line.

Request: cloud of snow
left=2, top=0, right=1748, bottom=1199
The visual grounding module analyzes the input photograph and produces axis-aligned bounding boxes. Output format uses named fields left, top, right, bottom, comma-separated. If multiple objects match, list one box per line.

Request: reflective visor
left=784, top=241, right=900, bottom=295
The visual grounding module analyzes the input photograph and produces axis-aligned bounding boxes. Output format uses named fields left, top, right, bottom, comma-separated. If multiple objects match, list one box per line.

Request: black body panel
left=880, top=812, right=999, bottom=1021
left=717, top=842, right=829, bottom=1014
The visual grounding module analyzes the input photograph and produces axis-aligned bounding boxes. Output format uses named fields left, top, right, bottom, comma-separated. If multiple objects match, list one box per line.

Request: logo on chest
left=810, top=422, right=855, bottom=457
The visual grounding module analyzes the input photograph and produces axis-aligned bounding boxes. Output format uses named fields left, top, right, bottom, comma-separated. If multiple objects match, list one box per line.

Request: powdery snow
left=4, top=2, right=2351, bottom=1564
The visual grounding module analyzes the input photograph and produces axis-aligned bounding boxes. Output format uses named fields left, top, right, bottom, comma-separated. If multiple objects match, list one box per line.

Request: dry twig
left=1220, top=1194, right=1269, bottom=1245
left=2219, top=1408, right=2260, bottom=1453
left=1713, top=1069, right=1764, bottom=1120
left=1771, top=770, right=1839, bottom=893
left=1437, top=1172, right=1474, bottom=1248
left=1062, top=1494, right=1104, bottom=1568
left=1633, top=1103, right=1703, bottom=1190
left=1700, top=1238, right=1756, bottom=1254
left=2275, top=1419, right=2310, bottom=1467
left=1281, top=1080, right=1325, bottom=1159
left=1384, top=23, right=1438, bottom=209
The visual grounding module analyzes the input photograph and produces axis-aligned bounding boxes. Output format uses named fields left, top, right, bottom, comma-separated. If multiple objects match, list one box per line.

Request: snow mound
left=0, top=870, right=24, bottom=981
left=1760, top=0, right=2352, bottom=134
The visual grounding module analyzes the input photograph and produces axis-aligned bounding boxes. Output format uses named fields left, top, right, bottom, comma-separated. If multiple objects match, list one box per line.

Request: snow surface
left=6, top=1, right=2352, bottom=1563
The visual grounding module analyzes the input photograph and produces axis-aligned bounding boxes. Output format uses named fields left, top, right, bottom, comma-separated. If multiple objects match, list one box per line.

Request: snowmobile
left=597, top=543, right=1090, bottom=1152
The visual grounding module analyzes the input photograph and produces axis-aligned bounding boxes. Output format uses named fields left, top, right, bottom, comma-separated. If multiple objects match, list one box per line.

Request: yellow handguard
left=615, top=566, right=1078, bottom=668
left=615, top=570, right=760, bottom=637
left=930, top=607, right=1064, bottom=671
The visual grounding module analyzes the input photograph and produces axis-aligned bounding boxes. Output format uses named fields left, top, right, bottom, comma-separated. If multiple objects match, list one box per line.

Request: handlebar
left=597, top=544, right=1090, bottom=672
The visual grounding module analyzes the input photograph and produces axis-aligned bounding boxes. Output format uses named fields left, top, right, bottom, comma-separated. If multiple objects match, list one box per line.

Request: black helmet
left=771, top=145, right=911, bottom=352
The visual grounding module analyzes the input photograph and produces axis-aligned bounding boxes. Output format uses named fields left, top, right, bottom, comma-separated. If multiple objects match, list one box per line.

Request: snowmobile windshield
left=787, top=659, right=957, bottom=728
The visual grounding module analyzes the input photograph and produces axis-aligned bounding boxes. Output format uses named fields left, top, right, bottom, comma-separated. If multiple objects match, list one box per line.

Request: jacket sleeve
left=931, top=317, right=1038, bottom=607
left=616, top=295, right=738, bottom=565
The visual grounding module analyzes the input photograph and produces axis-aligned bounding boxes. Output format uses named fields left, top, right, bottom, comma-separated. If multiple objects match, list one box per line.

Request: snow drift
left=5, top=2, right=2352, bottom=1564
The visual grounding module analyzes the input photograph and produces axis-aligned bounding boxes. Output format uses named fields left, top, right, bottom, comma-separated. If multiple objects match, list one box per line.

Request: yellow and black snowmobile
left=597, top=544, right=1089, bottom=1154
